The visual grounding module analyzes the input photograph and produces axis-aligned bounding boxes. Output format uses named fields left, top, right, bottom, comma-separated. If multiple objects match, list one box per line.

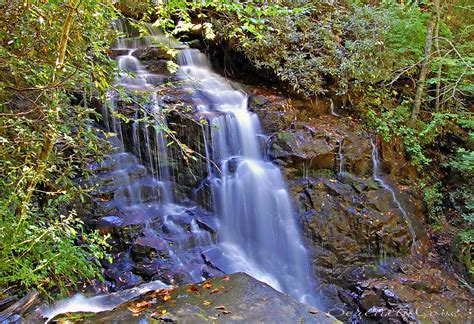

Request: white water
left=178, top=49, right=317, bottom=304
left=370, top=138, right=418, bottom=252
left=329, top=98, right=342, bottom=117
left=42, top=280, right=169, bottom=321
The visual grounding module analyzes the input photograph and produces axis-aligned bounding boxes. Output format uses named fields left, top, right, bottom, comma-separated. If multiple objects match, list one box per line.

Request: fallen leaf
left=161, top=309, right=167, bottom=315
left=210, top=288, right=220, bottom=294
left=309, top=309, right=319, bottom=314
left=203, top=300, right=212, bottom=306
left=203, top=282, right=212, bottom=289
left=222, top=276, right=230, bottom=281
left=162, top=295, right=171, bottom=302
left=215, top=305, right=227, bottom=310
left=221, top=310, right=231, bottom=315
left=188, top=286, right=200, bottom=294
left=135, top=301, right=150, bottom=308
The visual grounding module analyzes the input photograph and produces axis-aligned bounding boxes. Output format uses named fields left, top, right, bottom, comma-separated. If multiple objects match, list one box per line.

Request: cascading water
left=99, top=24, right=216, bottom=283
left=370, top=138, right=421, bottom=254
left=329, top=98, right=342, bottom=117
left=178, top=49, right=317, bottom=304
left=39, top=21, right=320, bottom=320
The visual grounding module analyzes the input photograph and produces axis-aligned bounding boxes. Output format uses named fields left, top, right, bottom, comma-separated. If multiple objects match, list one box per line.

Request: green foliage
left=383, top=2, right=429, bottom=68
left=0, top=1, right=116, bottom=294
left=210, top=1, right=390, bottom=97
left=421, top=181, right=444, bottom=222
left=364, top=97, right=440, bottom=168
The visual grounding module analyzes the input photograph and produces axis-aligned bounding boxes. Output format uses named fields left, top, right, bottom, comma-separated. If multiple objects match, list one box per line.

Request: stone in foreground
left=52, top=273, right=337, bottom=323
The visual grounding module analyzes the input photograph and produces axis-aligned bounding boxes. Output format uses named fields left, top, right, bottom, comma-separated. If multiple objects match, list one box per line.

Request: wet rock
left=158, top=268, right=190, bottom=285
left=131, top=229, right=170, bottom=260
left=51, top=273, right=336, bottom=323
left=365, top=189, right=398, bottom=213
left=132, top=47, right=172, bottom=61
left=337, top=172, right=369, bottom=193
left=248, top=95, right=270, bottom=110
left=270, top=130, right=336, bottom=171
left=97, top=215, right=124, bottom=234
left=343, top=136, right=373, bottom=176
left=201, top=247, right=230, bottom=273
left=114, top=272, right=143, bottom=290
left=193, top=179, right=213, bottom=211
left=134, top=260, right=171, bottom=278
left=195, top=218, right=216, bottom=237
left=294, top=175, right=412, bottom=267
left=102, top=255, right=144, bottom=291
left=246, top=90, right=294, bottom=134
left=145, top=60, right=169, bottom=75
left=104, top=258, right=135, bottom=277
left=227, top=157, right=240, bottom=173
left=359, top=290, right=383, bottom=311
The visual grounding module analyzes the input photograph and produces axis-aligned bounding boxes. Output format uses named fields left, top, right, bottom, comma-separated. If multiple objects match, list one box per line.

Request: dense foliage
left=0, top=1, right=116, bottom=295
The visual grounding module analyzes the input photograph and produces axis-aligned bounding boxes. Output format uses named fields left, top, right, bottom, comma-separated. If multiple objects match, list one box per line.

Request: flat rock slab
left=52, top=273, right=338, bottom=323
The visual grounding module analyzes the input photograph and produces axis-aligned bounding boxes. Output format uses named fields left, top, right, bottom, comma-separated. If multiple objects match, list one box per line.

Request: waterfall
left=178, top=49, right=317, bottom=304
left=104, top=23, right=175, bottom=205
left=93, top=22, right=223, bottom=288
left=370, top=138, right=419, bottom=254
left=329, top=98, right=341, bottom=117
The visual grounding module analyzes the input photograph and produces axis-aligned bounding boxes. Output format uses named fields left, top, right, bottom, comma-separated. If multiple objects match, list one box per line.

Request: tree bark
left=410, top=0, right=439, bottom=125
left=434, top=1, right=442, bottom=112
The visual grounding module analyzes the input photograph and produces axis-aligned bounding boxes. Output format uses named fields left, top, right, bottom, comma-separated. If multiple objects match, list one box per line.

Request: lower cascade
left=178, top=49, right=316, bottom=303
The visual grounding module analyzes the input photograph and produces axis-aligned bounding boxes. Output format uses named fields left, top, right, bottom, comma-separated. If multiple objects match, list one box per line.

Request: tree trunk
left=17, top=1, right=78, bottom=219
left=434, top=1, right=442, bottom=112
left=410, top=0, right=439, bottom=125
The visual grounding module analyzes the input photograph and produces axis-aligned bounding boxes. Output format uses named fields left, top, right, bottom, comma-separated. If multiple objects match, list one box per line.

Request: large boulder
left=46, top=273, right=337, bottom=323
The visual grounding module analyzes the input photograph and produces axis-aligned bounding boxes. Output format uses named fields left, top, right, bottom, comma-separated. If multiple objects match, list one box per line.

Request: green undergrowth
left=0, top=1, right=117, bottom=296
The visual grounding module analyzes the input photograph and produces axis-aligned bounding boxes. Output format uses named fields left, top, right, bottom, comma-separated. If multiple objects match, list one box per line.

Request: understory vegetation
left=0, top=1, right=116, bottom=295
left=0, top=0, right=472, bottom=297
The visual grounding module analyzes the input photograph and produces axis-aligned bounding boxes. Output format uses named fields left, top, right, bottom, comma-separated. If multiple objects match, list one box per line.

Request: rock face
left=293, top=176, right=412, bottom=263
left=247, top=88, right=470, bottom=323
left=50, top=273, right=337, bottom=323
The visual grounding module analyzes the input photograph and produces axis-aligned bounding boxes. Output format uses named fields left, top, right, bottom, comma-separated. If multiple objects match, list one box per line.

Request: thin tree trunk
left=17, top=1, right=78, bottom=219
left=434, top=1, right=442, bottom=112
left=410, top=0, right=439, bottom=125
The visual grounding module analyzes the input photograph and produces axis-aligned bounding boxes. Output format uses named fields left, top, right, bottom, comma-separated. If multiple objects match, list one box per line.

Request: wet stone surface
left=51, top=273, right=337, bottom=323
